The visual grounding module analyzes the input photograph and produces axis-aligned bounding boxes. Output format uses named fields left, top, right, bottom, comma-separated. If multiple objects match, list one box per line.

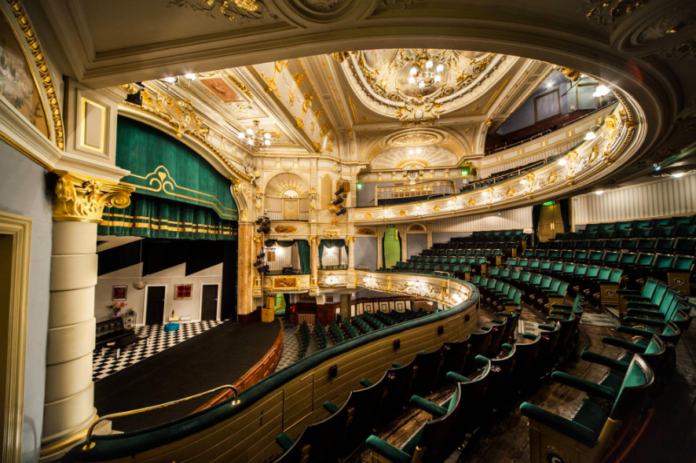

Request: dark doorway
left=145, top=286, right=166, bottom=325
left=201, top=285, right=218, bottom=321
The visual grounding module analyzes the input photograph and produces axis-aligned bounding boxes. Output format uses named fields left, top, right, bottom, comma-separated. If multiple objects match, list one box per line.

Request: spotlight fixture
left=653, top=162, right=661, bottom=172
left=336, top=206, right=347, bottom=216
left=162, top=76, right=178, bottom=84
left=332, top=196, right=344, bottom=206
left=335, top=185, right=345, bottom=195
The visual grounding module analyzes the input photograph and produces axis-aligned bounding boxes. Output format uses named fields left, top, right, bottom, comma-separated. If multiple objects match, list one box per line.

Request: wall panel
left=432, top=207, right=532, bottom=232
left=572, top=174, right=696, bottom=225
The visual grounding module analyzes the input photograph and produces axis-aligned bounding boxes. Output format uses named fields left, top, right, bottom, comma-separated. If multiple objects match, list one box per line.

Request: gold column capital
left=309, top=236, right=319, bottom=245
left=345, top=236, right=356, bottom=244
left=53, top=171, right=134, bottom=223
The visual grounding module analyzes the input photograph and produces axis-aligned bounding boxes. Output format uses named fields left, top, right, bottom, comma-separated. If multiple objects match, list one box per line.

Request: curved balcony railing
left=351, top=102, right=637, bottom=224
left=376, top=180, right=456, bottom=205
left=63, top=271, right=480, bottom=463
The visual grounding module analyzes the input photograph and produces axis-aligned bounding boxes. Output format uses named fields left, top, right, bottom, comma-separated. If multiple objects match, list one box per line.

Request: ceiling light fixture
left=671, top=172, right=685, bottom=178
left=163, top=77, right=178, bottom=84
left=594, top=190, right=605, bottom=195
left=593, top=84, right=611, bottom=98
left=185, top=73, right=196, bottom=80
left=238, top=120, right=271, bottom=150
left=584, top=131, right=597, bottom=141
left=558, top=158, right=568, bottom=166
left=408, top=51, right=445, bottom=91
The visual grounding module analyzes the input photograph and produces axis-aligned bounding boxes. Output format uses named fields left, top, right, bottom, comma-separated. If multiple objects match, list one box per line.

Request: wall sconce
left=437, top=325, right=444, bottom=335
left=393, top=339, right=401, bottom=350
left=328, top=364, right=338, bottom=378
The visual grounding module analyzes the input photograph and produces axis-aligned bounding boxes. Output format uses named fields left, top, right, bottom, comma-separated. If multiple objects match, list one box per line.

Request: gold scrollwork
left=274, top=225, right=297, bottom=234
left=7, top=0, right=64, bottom=150
left=506, top=186, right=515, bottom=197
left=53, top=171, right=133, bottom=223
left=345, top=236, right=356, bottom=244
left=365, top=212, right=373, bottom=219
left=547, top=170, right=558, bottom=185
left=467, top=197, right=476, bottom=206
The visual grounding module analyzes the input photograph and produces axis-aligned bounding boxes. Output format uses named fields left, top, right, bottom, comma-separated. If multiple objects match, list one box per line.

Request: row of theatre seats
left=537, top=236, right=696, bottom=254
left=273, top=293, right=582, bottom=462
left=298, top=311, right=435, bottom=359
left=554, top=216, right=696, bottom=241
left=477, top=272, right=691, bottom=462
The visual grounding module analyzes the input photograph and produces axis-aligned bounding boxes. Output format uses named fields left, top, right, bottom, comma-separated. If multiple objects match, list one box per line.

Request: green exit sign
left=543, top=201, right=555, bottom=206
left=461, top=170, right=469, bottom=176
left=356, top=183, right=363, bottom=189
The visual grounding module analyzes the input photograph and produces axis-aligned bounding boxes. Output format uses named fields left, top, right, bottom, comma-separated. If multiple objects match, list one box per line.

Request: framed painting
left=364, top=302, right=373, bottom=313
left=112, top=285, right=127, bottom=301
left=174, top=284, right=193, bottom=300
left=380, top=302, right=389, bottom=313
left=396, top=301, right=405, bottom=312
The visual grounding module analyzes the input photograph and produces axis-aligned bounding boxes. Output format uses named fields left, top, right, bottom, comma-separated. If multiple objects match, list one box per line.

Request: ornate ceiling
left=134, top=47, right=551, bottom=172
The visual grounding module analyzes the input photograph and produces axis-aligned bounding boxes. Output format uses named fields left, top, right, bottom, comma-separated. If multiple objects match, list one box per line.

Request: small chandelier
left=408, top=52, right=445, bottom=90
left=238, top=120, right=271, bottom=149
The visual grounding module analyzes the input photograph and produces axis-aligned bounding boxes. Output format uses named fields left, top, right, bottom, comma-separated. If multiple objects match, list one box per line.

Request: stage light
left=335, top=186, right=345, bottom=195
left=336, top=206, right=347, bottom=216
left=332, top=197, right=344, bottom=206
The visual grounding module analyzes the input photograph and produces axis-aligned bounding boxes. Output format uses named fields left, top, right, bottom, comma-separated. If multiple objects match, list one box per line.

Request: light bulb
left=185, top=73, right=196, bottom=80
left=416, top=148, right=422, bottom=154
left=521, top=179, right=527, bottom=185
left=409, top=149, right=414, bottom=154
left=163, top=77, right=177, bottom=83
left=559, top=158, right=568, bottom=166
left=247, top=128, right=254, bottom=135
left=594, top=190, right=604, bottom=195
left=408, top=77, right=416, bottom=85
left=426, top=60, right=433, bottom=69
left=410, top=67, right=418, bottom=76
left=264, top=132, right=271, bottom=139
left=238, top=132, right=245, bottom=139
left=584, top=131, right=597, bottom=141
left=264, top=139, right=271, bottom=146
left=418, top=81, right=425, bottom=88
left=436, top=64, right=444, bottom=73
left=593, top=84, right=610, bottom=97
left=672, top=172, right=685, bottom=178
left=434, top=75, right=441, bottom=83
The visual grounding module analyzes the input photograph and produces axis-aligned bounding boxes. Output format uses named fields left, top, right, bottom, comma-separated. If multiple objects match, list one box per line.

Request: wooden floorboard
left=345, top=299, right=696, bottom=463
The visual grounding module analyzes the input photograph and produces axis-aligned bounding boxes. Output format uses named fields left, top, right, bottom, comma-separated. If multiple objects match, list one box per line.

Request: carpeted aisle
left=94, top=320, right=280, bottom=433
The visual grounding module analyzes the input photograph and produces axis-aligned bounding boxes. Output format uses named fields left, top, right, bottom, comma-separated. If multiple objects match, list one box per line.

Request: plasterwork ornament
left=505, top=186, right=515, bottom=198
left=275, top=225, right=297, bottom=234
left=467, top=197, right=476, bottom=206
left=583, top=0, right=649, bottom=29
left=53, top=172, right=133, bottom=223
left=547, top=170, right=558, bottom=185
left=168, top=0, right=277, bottom=21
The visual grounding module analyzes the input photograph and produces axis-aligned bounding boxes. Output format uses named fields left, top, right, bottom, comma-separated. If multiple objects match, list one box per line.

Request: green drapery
left=295, top=240, right=311, bottom=275
left=263, top=239, right=310, bottom=274
left=559, top=199, right=571, bottom=233
left=98, top=194, right=237, bottom=240
left=383, top=228, right=401, bottom=269
left=531, top=204, right=542, bottom=245
left=319, top=239, right=348, bottom=268
left=115, top=116, right=237, bottom=220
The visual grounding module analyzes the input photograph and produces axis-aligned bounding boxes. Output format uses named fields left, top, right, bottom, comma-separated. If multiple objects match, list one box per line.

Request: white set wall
left=432, top=206, right=533, bottom=232
left=95, top=263, right=223, bottom=324
left=572, top=173, right=696, bottom=225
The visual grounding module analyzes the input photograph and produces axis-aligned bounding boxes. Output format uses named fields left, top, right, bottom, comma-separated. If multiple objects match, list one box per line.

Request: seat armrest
left=446, top=372, right=471, bottom=383
left=547, top=316, right=563, bottom=322
left=497, top=312, right=514, bottom=318
left=323, top=401, right=340, bottom=414
left=522, top=333, right=539, bottom=341
left=409, top=395, right=447, bottom=418
left=366, top=436, right=413, bottom=463
left=580, top=351, right=629, bottom=372
left=519, top=403, right=598, bottom=448
left=623, top=317, right=667, bottom=328
left=538, top=324, right=556, bottom=331
left=626, top=308, right=664, bottom=318
left=360, top=378, right=374, bottom=388
left=392, top=362, right=403, bottom=368
left=617, top=325, right=658, bottom=337
left=626, top=302, right=658, bottom=309
left=601, top=337, right=645, bottom=353
left=550, top=310, right=571, bottom=316
left=550, top=303, right=573, bottom=309
left=276, top=433, right=294, bottom=451
left=551, top=372, right=617, bottom=401
left=490, top=319, right=505, bottom=325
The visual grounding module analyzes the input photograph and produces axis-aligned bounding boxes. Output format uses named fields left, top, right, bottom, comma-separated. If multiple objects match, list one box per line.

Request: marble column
left=309, top=236, right=319, bottom=290
left=347, top=236, right=355, bottom=270
left=237, top=223, right=255, bottom=319
left=43, top=172, right=132, bottom=454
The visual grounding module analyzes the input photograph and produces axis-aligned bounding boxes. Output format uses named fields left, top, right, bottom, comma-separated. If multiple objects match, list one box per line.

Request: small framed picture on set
left=112, top=285, right=127, bottom=301
left=174, top=284, right=193, bottom=300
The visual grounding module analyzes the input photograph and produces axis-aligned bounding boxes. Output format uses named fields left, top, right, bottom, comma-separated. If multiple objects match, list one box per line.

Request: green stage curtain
left=295, top=240, right=311, bottom=275
left=319, top=239, right=348, bottom=268
left=115, top=116, right=237, bottom=220
left=265, top=239, right=295, bottom=248
left=531, top=204, right=542, bottom=245
left=383, top=228, right=401, bottom=269
left=559, top=198, right=571, bottom=233
left=98, top=194, right=237, bottom=240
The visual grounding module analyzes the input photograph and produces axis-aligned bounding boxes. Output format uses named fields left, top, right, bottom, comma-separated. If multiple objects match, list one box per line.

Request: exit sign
left=356, top=183, right=363, bottom=189
left=543, top=201, right=555, bottom=206
left=461, top=170, right=469, bottom=176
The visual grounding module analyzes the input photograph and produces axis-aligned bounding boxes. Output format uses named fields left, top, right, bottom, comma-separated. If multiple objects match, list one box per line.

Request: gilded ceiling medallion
left=338, top=48, right=509, bottom=125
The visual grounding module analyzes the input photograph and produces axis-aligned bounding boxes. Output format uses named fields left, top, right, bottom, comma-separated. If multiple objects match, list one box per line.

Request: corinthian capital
left=53, top=171, right=134, bottom=223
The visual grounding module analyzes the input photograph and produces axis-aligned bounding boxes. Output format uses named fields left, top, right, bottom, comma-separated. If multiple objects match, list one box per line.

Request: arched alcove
left=264, top=173, right=310, bottom=221
left=320, top=175, right=333, bottom=211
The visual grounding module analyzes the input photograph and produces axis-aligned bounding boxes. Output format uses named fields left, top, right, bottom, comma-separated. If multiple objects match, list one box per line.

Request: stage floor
left=94, top=320, right=280, bottom=433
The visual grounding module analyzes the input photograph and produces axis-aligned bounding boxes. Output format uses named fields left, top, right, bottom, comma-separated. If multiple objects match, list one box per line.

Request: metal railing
left=376, top=180, right=456, bottom=205
left=82, top=385, right=240, bottom=450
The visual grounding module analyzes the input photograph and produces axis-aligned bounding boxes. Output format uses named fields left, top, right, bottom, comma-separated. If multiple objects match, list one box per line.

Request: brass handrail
left=375, top=180, right=456, bottom=204
left=82, top=385, right=240, bottom=450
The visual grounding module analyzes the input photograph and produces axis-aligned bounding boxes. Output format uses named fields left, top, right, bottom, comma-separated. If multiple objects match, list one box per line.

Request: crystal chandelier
left=238, top=120, right=271, bottom=149
left=408, top=52, right=445, bottom=90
